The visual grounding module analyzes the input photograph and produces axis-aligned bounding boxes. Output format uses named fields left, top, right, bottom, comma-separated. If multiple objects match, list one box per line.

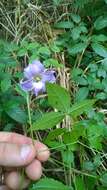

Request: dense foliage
left=1, top=0, right=107, bottom=189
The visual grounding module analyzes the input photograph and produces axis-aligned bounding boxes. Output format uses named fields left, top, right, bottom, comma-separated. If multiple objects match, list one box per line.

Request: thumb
left=0, top=142, right=36, bottom=167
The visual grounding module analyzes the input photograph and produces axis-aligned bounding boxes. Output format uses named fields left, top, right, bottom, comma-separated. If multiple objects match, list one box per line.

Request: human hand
left=0, top=132, right=50, bottom=190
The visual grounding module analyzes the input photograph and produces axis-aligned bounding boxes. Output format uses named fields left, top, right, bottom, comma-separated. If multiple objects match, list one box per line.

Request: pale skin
left=0, top=132, right=50, bottom=190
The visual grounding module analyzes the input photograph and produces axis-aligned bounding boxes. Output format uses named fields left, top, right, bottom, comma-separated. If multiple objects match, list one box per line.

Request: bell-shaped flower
left=20, top=60, right=56, bottom=96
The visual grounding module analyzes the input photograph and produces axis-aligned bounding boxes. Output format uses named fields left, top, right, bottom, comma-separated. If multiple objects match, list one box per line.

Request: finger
left=0, top=186, right=10, bottom=190
left=0, top=143, right=36, bottom=167
left=25, top=159, right=42, bottom=180
left=5, top=171, right=30, bottom=190
left=35, top=141, right=50, bottom=162
left=0, top=132, right=50, bottom=162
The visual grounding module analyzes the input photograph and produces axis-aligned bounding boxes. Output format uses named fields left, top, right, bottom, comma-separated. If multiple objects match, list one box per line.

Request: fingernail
left=20, top=145, right=31, bottom=160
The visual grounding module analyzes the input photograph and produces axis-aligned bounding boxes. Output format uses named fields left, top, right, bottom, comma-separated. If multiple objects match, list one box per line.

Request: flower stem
left=26, top=93, right=34, bottom=142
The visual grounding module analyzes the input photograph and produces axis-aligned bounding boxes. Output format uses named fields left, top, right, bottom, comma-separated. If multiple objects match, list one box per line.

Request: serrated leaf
left=68, top=99, right=95, bottom=118
left=30, top=178, right=72, bottom=190
left=32, top=112, right=64, bottom=131
left=92, top=43, right=107, bottom=58
left=46, top=83, right=71, bottom=112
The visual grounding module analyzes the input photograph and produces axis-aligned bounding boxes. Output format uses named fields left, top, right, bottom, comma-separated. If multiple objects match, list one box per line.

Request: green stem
left=26, top=93, right=34, bottom=141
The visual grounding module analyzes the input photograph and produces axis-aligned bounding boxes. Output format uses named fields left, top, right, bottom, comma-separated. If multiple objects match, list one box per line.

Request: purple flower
left=20, top=60, right=56, bottom=96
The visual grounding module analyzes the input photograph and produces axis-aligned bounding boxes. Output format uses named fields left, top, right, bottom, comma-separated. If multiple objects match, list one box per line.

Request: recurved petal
left=20, top=79, right=33, bottom=91
left=33, top=81, right=45, bottom=96
left=24, top=60, right=44, bottom=79
left=42, top=70, right=56, bottom=83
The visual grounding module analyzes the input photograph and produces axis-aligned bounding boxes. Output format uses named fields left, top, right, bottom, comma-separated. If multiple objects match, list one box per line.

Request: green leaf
left=71, top=68, right=83, bottom=80
left=29, top=54, right=39, bottom=63
left=45, top=128, right=66, bottom=141
left=71, top=27, right=81, bottom=40
left=89, top=137, right=102, bottom=150
left=63, top=131, right=78, bottom=151
left=30, top=178, right=72, bottom=190
left=71, top=14, right=81, bottom=23
left=97, top=69, right=106, bottom=78
left=71, top=25, right=87, bottom=40
left=54, top=21, right=74, bottom=29
left=94, top=154, right=101, bottom=168
left=87, top=123, right=104, bottom=138
left=46, top=83, right=71, bottom=112
left=87, top=123, right=103, bottom=150
left=91, top=34, right=107, bottom=42
left=96, top=92, right=107, bottom=100
left=76, top=76, right=88, bottom=85
left=17, top=48, right=27, bottom=56
left=38, top=46, right=51, bottom=57
left=44, top=58, right=62, bottom=68
left=91, top=43, right=107, bottom=58
left=94, top=16, right=107, bottom=30
left=6, top=107, right=27, bottom=124
left=88, top=64, right=98, bottom=72
left=15, top=84, right=27, bottom=99
left=68, top=99, right=95, bottom=118
left=68, top=42, right=87, bottom=55
left=75, top=87, right=89, bottom=102
left=62, top=150, right=74, bottom=166
left=1, top=78, right=11, bottom=92
left=82, top=161, right=94, bottom=171
left=27, top=42, right=40, bottom=51
left=32, top=112, right=64, bottom=131
left=50, top=42, right=61, bottom=53
left=46, top=140, right=66, bottom=150
left=6, top=42, right=19, bottom=52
